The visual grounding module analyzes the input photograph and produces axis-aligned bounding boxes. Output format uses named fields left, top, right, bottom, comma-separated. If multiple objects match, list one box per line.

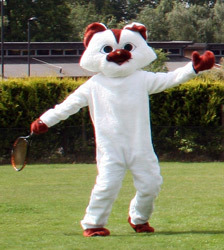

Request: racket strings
left=11, top=138, right=28, bottom=171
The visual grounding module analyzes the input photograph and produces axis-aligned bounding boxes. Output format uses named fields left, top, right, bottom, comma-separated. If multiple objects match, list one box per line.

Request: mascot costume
left=31, top=22, right=215, bottom=237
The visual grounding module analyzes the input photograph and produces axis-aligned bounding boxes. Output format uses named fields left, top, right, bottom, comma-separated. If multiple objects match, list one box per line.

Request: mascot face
left=80, top=22, right=157, bottom=78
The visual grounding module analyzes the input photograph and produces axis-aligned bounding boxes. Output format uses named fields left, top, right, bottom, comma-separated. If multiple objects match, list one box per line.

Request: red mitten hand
left=31, top=118, right=48, bottom=135
left=192, top=50, right=215, bottom=73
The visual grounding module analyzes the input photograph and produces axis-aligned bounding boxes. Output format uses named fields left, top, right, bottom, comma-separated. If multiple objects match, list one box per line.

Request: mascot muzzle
left=106, top=49, right=131, bottom=65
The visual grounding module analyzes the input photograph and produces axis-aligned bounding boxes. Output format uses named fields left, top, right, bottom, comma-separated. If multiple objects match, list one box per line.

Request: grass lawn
left=0, top=162, right=224, bottom=250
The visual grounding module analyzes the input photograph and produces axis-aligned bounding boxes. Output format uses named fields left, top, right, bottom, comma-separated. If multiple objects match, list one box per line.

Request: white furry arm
left=40, top=82, right=90, bottom=127
left=146, top=62, right=196, bottom=94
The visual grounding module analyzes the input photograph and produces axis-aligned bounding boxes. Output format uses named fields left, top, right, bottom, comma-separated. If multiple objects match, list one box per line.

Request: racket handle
left=31, top=118, right=48, bottom=134
left=214, top=63, right=222, bottom=68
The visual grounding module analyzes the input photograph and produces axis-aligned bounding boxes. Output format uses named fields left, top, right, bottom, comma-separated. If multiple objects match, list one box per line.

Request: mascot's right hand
left=31, top=118, right=48, bottom=135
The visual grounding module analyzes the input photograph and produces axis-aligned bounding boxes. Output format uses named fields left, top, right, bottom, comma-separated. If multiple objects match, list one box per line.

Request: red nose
left=106, top=49, right=131, bottom=65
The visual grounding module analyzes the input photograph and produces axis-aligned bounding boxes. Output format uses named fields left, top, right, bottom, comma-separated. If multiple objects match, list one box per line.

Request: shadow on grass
left=64, top=230, right=224, bottom=238
left=155, top=230, right=224, bottom=235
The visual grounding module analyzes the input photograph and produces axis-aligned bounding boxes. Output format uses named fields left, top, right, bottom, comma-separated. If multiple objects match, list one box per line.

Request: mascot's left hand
left=192, top=50, right=215, bottom=73
left=31, top=118, right=48, bottom=135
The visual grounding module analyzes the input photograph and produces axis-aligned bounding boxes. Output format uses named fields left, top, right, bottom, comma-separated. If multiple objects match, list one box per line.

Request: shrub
left=150, top=75, right=224, bottom=161
left=0, top=77, right=86, bottom=128
left=0, top=77, right=92, bottom=164
left=150, top=76, right=224, bottom=127
left=0, top=74, right=223, bottom=163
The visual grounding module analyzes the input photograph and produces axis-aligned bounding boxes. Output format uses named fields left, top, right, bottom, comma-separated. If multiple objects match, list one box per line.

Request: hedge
left=0, top=77, right=87, bottom=128
left=0, top=75, right=223, bottom=163
left=150, top=76, right=224, bottom=127
left=0, top=77, right=93, bottom=164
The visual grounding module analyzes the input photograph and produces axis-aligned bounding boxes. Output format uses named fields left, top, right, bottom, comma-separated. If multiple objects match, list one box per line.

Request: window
left=65, top=49, right=77, bottom=55
left=51, top=49, right=63, bottom=55
left=37, top=50, right=49, bottom=55
left=8, top=50, right=21, bottom=56
left=212, top=50, right=220, bottom=55
left=168, top=48, right=180, bottom=55
left=78, top=49, right=84, bottom=55
left=0, top=50, right=6, bottom=55
left=22, top=50, right=35, bottom=56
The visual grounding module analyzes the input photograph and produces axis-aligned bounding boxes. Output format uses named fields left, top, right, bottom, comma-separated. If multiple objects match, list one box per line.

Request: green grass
left=0, top=162, right=224, bottom=250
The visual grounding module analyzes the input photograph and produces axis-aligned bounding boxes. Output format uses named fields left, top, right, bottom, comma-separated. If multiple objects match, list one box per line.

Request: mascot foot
left=128, top=217, right=154, bottom=233
left=83, top=228, right=110, bottom=237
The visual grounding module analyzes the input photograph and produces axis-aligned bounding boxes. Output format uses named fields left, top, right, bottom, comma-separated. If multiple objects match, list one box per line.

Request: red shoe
left=83, top=228, right=110, bottom=237
left=128, top=217, right=154, bottom=233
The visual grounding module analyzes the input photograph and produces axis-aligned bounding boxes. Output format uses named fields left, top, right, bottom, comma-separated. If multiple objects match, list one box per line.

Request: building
left=0, top=42, right=223, bottom=78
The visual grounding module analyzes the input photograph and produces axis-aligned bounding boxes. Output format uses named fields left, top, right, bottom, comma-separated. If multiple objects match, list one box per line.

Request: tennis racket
left=11, top=132, right=33, bottom=171
left=214, top=63, right=222, bottom=68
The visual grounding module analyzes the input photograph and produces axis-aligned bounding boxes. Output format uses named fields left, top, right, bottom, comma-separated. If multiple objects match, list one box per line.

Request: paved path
left=1, top=57, right=191, bottom=78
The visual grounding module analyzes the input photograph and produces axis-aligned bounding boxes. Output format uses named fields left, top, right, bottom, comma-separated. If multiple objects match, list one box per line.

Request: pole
left=27, top=20, right=30, bottom=76
left=1, top=0, right=4, bottom=79
left=27, top=17, right=37, bottom=77
left=221, top=104, right=224, bottom=127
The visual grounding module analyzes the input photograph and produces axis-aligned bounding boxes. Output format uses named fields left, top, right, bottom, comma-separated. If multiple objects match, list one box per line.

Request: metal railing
left=1, top=126, right=223, bottom=165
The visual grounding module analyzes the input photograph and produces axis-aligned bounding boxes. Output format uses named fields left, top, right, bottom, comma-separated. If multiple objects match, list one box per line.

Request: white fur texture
left=40, top=22, right=197, bottom=230
left=80, top=28, right=157, bottom=77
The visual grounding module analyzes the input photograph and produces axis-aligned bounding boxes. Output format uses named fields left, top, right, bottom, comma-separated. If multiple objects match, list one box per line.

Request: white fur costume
left=39, top=23, right=196, bottom=229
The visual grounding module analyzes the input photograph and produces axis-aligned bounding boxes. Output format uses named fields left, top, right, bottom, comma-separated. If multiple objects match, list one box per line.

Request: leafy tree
left=32, top=0, right=72, bottom=41
left=4, top=0, right=35, bottom=41
left=1, top=0, right=224, bottom=42
left=122, top=0, right=161, bottom=20
left=68, top=0, right=162, bottom=23
left=177, top=0, right=215, bottom=7
left=213, top=0, right=224, bottom=42
left=167, top=3, right=213, bottom=42
left=68, top=2, right=119, bottom=41
left=4, top=0, right=72, bottom=42
left=93, top=0, right=125, bottom=21
left=136, top=0, right=173, bottom=41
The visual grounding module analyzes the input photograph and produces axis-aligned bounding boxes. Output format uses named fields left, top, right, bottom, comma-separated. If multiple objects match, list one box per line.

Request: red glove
left=192, top=50, right=215, bottom=73
left=31, top=118, right=48, bottom=135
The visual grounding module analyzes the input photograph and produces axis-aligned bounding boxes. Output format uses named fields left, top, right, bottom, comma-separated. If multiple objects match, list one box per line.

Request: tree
left=213, top=0, right=224, bottom=42
left=4, top=0, right=72, bottom=42
left=4, top=0, right=35, bottom=41
left=1, top=0, right=223, bottom=42
left=123, top=0, right=161, bottom=21
left=68, top=0, right=162, bottom=23
left=167, top=3, right=213, bottom=42
left=136, top=0, right=173, bottom=41
left=69, top=2, right=119, bottom=41
left=179, top=0, right=215, bottom=7
left=33, top=0, right=72, bottom=41
left=69, top=2, right=101, bottom=41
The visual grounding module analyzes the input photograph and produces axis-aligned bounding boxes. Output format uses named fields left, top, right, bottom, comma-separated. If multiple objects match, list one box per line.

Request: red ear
left=124, top=23, right=147, bottom=40
left=83, top=22, right=107, bottom=47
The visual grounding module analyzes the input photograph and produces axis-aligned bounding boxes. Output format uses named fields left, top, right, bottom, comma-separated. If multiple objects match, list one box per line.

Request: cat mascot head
left=80, top=22, right=157, bottom=78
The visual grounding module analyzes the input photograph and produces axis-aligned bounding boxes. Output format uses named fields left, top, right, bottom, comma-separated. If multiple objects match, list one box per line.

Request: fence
left=1, top=125, right=223, bottom=165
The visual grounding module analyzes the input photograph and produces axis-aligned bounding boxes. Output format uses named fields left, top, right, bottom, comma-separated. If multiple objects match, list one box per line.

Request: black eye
left=102, top=45, right=113, bottom=53
left=124, top=43, right=134, bottom=51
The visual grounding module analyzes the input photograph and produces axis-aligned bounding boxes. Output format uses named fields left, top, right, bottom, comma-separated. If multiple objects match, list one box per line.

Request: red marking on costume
left=111, top=29, right=122, bottom=44
left=125, top=24, right=147, bottom=40
left=106, top=49, right=131, bottom=65
left=84, top=22, right=107, bottom=48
